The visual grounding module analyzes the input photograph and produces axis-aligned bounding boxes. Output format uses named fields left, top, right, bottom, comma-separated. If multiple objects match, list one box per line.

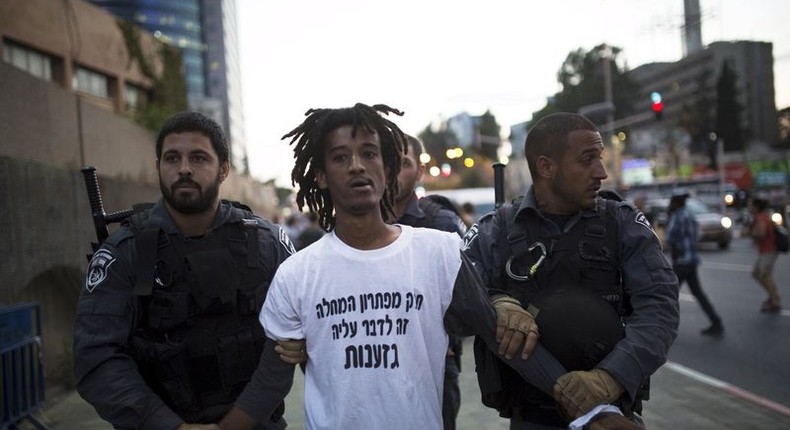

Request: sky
left=237, top=0, right=790, bottom=187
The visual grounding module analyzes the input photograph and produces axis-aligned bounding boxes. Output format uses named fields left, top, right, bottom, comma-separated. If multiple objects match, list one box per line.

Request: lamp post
left=578, top=44, right=619, bottom=190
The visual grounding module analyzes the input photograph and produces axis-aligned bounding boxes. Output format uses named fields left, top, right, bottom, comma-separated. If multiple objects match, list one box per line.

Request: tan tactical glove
left=492, top=295, right=539, bottom=359
left=553, top=368, right=624, bottom=419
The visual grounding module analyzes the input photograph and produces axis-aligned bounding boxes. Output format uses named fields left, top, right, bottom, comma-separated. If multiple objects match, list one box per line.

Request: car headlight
left=772, top=212, right=784, bottom=226
left=721, top=216, right=733, bottom=229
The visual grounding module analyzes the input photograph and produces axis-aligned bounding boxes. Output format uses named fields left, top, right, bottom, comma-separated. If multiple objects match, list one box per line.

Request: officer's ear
left=536, top=155, right=555, bottom=179
left=219, top=160, right=230, bottom=183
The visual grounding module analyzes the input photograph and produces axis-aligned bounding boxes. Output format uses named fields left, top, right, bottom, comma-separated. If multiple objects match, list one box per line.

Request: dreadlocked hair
left=283, top=103, right=408, bottom=231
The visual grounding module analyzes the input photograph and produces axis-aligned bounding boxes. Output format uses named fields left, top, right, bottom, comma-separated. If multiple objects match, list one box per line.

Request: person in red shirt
left=748, top=196, right=781, bottom=313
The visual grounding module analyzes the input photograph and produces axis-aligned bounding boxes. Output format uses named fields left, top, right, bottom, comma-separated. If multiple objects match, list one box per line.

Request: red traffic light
left=650, top=92, right=663, bottom=119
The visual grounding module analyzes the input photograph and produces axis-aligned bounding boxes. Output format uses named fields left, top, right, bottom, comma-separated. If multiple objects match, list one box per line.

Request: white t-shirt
left=260, top=225, right=462, bottom=430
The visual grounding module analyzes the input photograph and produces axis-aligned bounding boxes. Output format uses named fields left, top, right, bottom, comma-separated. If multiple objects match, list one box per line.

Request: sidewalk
left=21, top=338, right=790, bottom=429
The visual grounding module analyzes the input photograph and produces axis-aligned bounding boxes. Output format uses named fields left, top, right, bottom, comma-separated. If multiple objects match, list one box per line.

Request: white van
left=424, top=187, right=497, bottom=220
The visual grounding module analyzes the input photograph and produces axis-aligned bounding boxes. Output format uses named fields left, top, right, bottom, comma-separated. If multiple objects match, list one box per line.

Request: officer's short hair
left=524, top=113, right=598, bottom=179
left=405, top=135, right=426, bottom=163
left=156, top=111, right=229, bottom=164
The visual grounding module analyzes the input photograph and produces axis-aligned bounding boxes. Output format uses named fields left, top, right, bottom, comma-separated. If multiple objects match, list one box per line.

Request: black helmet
left=531, top=287, right=624, bottom=371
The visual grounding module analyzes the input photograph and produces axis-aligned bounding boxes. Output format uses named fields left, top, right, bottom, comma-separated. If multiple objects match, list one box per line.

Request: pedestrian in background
left=665, top=192, right=724, bottom=335
left=748, top=196, right=781, bottom=313
left=393, top=134, right=467, bottom=430
left=73, top=111, right=300, bottom=430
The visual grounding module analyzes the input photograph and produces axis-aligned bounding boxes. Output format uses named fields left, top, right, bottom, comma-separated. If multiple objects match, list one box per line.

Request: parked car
left=643, top=196, right=734, bottom=250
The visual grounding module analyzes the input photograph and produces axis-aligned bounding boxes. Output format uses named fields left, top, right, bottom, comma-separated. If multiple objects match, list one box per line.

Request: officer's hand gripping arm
left=274, top=339, right=307, bottom=364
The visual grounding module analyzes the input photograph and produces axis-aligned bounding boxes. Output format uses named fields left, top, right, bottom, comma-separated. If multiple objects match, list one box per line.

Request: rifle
left=81, top=166, right=135, bottom=259
left=493, top=162, right=506, bottom=209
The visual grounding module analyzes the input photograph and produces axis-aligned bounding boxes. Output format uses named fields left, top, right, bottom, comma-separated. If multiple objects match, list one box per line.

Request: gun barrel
left=493, top=162, right=506, bottom=208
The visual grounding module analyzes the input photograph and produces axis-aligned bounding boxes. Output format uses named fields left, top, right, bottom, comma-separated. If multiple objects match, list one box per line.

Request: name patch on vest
left=461, top=224, right=479, bottom=251
left=278, top=226, right=296, bottom=255
left=86, top=249, right=116, bottom=293
left=635, top=211, right=654, bottom=233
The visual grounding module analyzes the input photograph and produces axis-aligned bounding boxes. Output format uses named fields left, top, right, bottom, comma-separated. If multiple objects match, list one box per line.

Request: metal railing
left=1, top=302, right=49, bottom=429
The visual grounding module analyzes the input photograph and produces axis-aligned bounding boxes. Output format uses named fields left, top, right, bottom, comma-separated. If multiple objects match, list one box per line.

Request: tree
left=679, top=67, right=716, bottom=164
left=117, top=19, right=188, bottom=133
left=476, top=110, right=501, bottom=161
left=530, top=44, right=639, bottom=129
left=418, top=124, right=459, bottom=161
left=715, top=60, right=746, bottom=154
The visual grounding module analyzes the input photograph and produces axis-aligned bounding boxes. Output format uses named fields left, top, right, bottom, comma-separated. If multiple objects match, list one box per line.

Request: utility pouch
left=473, top=336, right=557, bottom=420
left=236, top=281, right=269, bottom=315
left=129, top=334, right=198, bottom=414
left=216, top=329, right=263, bottom=398
left=473, top=336, right=517, bottom=418
left=147, top=290, right=191, bottom=331
left=186, top=249, right=239, bottom=312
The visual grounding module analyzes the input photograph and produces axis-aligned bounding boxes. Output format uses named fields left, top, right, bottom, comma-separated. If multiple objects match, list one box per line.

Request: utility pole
left=579, top=44, right=620, bottom=190
left=602, top=44, right=618, bottom=190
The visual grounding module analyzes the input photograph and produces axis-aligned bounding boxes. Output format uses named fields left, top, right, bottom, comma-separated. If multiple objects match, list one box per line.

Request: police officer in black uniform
left=394, top=135, right=467, bottom=430
left=74, top=112, right=296, bottom=430
left=463, top=113, right=680, bottom=429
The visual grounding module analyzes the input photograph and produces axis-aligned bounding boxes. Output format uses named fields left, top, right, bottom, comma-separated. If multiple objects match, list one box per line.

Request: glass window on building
left=124, top=83, right=147, bottom=111
left=186, top=70, right=204, bottom=94
left=2, top=40, right=53, bottom=81
left=73, top=66, right=110, bottom=98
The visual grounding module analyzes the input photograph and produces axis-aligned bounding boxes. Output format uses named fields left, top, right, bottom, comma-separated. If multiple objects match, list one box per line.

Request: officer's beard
left=160, top=174, right=221, bottom=214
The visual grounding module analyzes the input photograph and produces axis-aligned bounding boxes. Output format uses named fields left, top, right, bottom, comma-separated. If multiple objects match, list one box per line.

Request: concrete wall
left=0, top=61, right=280, bottom=388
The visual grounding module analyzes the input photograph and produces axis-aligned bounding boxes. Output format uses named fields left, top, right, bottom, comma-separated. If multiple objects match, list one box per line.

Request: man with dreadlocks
left=218, top=104, right=636, bottom=430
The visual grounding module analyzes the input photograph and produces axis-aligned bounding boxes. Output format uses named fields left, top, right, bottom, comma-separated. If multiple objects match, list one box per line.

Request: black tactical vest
left=114, top=204, right=279, bottom=423
left=493, top=196, right=626, bottom=314
left=475, top=196, right=630, bottom=424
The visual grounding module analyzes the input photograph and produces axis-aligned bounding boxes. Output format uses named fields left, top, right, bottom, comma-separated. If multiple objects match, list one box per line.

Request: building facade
left=0, top=0, right=165, bottom=116
left=89, top=0, right=248, bottom=172
left=626, top=40, right=777, bottom=157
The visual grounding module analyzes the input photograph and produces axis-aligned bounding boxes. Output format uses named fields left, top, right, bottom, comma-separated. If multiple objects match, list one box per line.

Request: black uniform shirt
left=397, top=193, right=467, bottom=236
left=74, top=199, right=294, bottom=430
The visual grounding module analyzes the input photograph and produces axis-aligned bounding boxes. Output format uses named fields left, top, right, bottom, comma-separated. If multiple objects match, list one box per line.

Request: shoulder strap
left=127, top=209, right=160, bottom=296
left=224, top=204, right=265, bottom=268
left=491, top=199, right=521, bottom=290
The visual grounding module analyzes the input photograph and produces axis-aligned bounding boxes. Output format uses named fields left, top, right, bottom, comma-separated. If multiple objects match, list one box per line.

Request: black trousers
left=442, top=355, right=460, bottom=430
left=673, top=263, right=721, bottom=326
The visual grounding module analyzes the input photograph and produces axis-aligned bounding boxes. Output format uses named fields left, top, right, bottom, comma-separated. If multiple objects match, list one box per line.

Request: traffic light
left=651, top=91, right=664, bottom=120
